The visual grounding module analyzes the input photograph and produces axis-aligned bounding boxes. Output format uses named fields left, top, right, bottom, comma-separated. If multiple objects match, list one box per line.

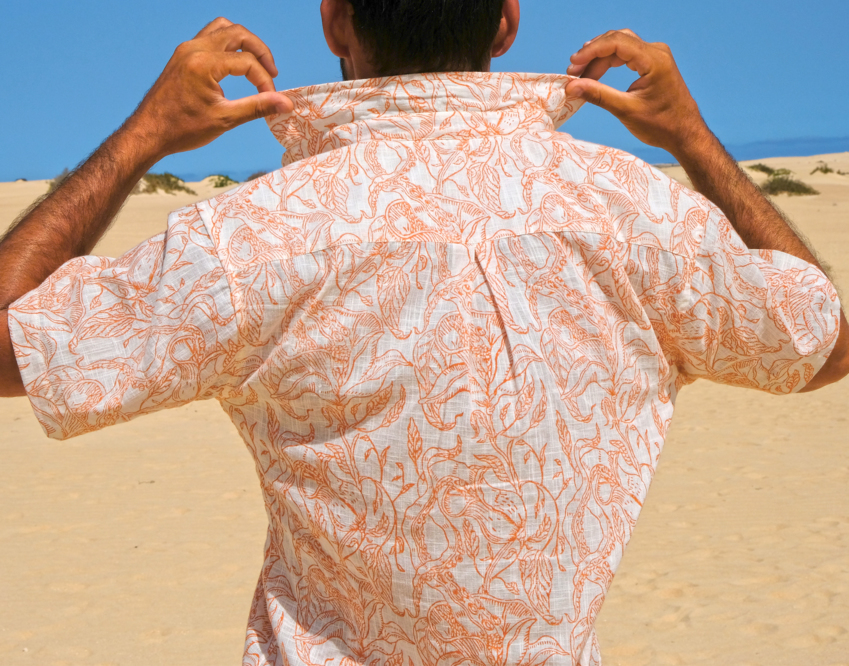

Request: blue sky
left=2, top=0, right=847, bottom=181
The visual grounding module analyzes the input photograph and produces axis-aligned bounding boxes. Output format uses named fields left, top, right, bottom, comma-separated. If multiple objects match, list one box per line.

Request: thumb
left=565, top=78, right=634, bottom=118
left=223, top=91, right=294, bottom=126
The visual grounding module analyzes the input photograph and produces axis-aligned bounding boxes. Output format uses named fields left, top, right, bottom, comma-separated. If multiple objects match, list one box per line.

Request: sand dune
left=1, top=155, right=847, bottom=664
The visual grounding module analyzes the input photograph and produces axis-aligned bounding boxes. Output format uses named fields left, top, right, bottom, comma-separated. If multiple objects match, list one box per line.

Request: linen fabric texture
left=9, top=72, right=842, bottom=666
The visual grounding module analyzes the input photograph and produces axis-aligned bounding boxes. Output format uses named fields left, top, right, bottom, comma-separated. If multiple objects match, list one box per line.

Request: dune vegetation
left=760, top=174, right=819, bottom=196
left=132, top=173, right=196, bottom=196
left=47, top=168, right=71, bottom=193
left=210, top=175, right=238, bottom=188
left=746, top=164, right=819, bottom=196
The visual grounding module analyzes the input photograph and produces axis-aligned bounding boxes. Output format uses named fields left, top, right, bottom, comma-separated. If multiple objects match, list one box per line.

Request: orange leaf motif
left=240, top=288, right=265, bottom=345
left=377, top=267, right=411, bottom=332
left=315, top=172, right=350, bottom=217
left=77, top=303, right=140, bottom=340
left=519, top=551, right=554, bottom=616
left=468, top=162, right=502, bottom=211
left=407, top=418, right=422, bottom=467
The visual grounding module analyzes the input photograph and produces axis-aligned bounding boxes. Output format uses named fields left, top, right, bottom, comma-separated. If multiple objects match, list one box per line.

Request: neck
left=340, top=56, right=493, bottom=81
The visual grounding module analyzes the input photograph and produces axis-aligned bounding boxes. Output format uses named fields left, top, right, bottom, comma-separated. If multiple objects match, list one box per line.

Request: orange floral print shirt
left=9, top=73, right=842, bottom=666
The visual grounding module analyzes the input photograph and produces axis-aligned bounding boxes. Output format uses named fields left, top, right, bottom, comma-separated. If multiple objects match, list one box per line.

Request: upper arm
left=5, top=204, right=248, bottom=440
left=0, top=309, right=25, bottom=398
left=654, top=211, right=842, bottom=394
left=798, top=309, right=849, bottom=392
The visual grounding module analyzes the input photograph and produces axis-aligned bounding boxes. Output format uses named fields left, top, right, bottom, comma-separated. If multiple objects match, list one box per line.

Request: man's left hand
left=564, top=29, right=708, bottom=160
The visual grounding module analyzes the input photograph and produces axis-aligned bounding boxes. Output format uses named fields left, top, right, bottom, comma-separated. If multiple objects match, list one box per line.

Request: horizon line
left=6, top=135, right=849, bottom=183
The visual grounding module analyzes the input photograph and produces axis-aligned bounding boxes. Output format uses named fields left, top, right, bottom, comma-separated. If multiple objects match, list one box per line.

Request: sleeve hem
left=6, top=300, right=67, bottom=440
left=789, top=268, right=843, bottom=395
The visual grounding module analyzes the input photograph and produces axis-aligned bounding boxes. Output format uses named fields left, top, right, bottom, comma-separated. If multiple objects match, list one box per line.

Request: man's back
left=9, top=72, right=840, bottom=666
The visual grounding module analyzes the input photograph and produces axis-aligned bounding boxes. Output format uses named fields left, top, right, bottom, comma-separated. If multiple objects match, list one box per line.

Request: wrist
left=668, top=121, right=721, bottom=170
left=114, top=116, right=168, bottom=174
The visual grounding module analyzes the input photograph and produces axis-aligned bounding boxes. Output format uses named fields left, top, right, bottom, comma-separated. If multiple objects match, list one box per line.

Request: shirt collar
left=266, top=71, right=584, bottom=166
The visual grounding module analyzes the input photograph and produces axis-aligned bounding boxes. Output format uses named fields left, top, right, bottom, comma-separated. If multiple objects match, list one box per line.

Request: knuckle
left=618, top=28, right=642, bottom=42
left=184, top=50, right=208, bottom=71
left=240, top=50, right=260, bottom=65
left=654, top=43, right=673, bottom=62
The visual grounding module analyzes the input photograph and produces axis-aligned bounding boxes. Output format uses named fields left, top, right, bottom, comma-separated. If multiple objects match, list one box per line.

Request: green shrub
left=47, top=168, right=71, bottom=193
left=748, top=163, right=775, bottom=175
left=760, top=175, right=819, bottom=196
left=132, top=173, right=196, bottom=196
left=210, top=174, right=238, bottom=188
left=810, top=161, right=834, bottom=175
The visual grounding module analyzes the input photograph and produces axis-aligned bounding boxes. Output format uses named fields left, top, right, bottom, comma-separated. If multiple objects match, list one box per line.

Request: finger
left=220, top=91, right=294, bottom=128
left=564, top=78, right=638, bottom=118
left=210, top=51, right=277, bottom=93
left=566, top=53, right=625, bottom=79
left=570, top=30, right=626, bottom=74
left=203, top=23, right=278, bottom=78
left=585, top=54, right=626, bottom=80
left=580, top=28, right=640, bottom=49
left=195, top=16, right=234, bottom=39
left=570, top=32, right=654, bottom=76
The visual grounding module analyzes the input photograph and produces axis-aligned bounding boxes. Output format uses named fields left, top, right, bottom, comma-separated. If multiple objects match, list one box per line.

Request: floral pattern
left=8, top=72, right=841, bottom=666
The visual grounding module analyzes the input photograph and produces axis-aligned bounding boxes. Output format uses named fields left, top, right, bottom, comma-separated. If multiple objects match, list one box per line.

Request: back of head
left=348, top=0, right=506, bottom=76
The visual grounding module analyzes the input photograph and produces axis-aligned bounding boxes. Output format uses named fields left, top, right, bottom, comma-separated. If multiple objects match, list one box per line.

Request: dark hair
left=348, top=0, right=506, bottom=76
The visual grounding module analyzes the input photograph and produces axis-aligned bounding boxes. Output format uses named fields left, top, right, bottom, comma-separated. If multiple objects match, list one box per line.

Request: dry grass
left=47, top=168, right=71, bottom=193
left=760, top=175, right=820, bottom=196
left=747, top=163, right=819, bottom=196
left=811, top=161, right=834, bottom=175
left=132, top=173, right=196, bottom=196
left=210, top=175, right=238, bottom=188
left=748, top=163, right=776, bottom=175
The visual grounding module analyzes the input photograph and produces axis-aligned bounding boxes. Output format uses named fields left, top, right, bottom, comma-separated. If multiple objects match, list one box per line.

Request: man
left=1, top=0, right=846, bottom=664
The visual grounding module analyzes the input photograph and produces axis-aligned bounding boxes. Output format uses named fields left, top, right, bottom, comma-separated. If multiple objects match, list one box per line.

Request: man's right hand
left=124, top=17, right=293, bottom=163
left=565, top=29, right=711, bottom=161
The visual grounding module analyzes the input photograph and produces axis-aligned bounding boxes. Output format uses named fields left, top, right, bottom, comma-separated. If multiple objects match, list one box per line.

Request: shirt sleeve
left=8, top=204, right=247, bottom=440
left=657, top=203, right=842, bottom=394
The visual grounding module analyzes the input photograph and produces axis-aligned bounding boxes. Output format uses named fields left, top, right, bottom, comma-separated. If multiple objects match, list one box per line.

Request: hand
left=565, top=30, right=710, bottom=159
left=124, top=17, right=293, bottom=161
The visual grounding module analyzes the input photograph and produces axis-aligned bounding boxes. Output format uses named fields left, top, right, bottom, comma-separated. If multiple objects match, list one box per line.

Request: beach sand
left=1, top=155, right=847, bottom=665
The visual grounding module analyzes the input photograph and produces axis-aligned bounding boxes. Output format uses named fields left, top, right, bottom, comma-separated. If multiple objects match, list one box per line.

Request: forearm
left=0, top=122, right=159, bottom=310
left=674, top=127, right=825, bottom=272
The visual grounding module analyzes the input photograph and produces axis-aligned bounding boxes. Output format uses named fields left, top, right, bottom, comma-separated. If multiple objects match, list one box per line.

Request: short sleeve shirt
left=9, top=72, right=842, bottom=666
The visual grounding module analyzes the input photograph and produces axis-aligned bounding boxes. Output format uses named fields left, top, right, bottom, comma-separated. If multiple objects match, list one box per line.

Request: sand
left=1, top=155, right=847, bottom=665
